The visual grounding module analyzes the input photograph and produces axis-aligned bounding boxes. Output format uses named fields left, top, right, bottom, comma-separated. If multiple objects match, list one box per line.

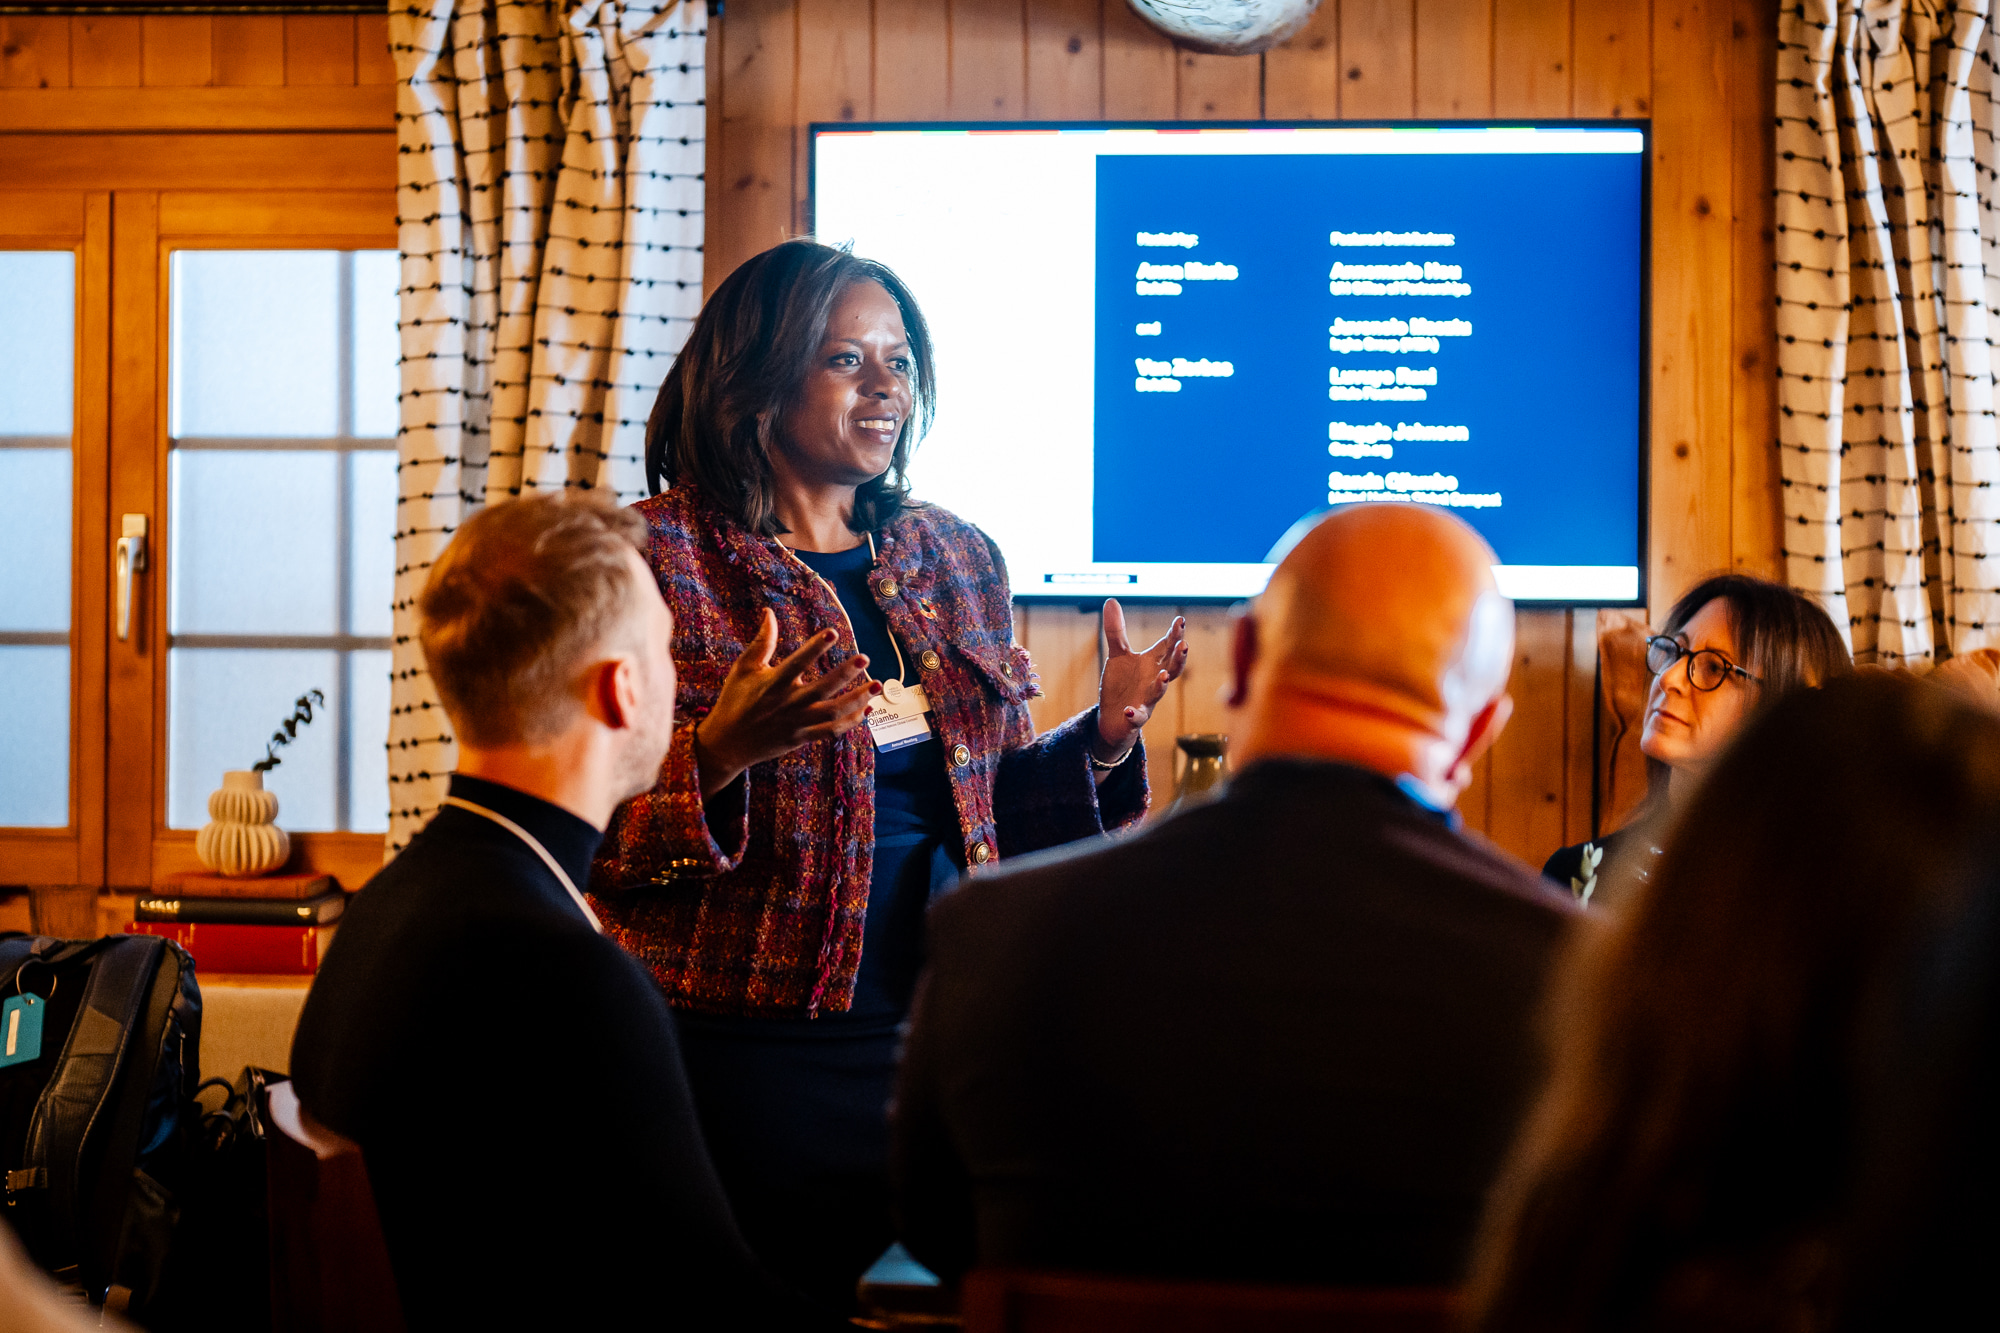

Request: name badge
left=867, top=680, right=937, bottom=753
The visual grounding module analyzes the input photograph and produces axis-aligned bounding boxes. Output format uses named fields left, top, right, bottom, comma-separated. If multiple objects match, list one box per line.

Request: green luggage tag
left=0, top=994, right=44, bottom=1068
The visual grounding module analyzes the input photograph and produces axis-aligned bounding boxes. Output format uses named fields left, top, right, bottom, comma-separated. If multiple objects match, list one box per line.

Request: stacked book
left=126, top=872, right=344, bottom=975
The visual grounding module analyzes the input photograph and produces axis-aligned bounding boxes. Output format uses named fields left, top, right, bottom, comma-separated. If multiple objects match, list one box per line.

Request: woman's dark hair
left=644, top=239, right=937, bottom=536
left=1657, top=573, right=1852, bottom=699
left=1643, top=573, right=1853, bottom=795
left=1836, top=825, right=2000, bottom=1328
left=1468, top=674, right=2000, bottom=1333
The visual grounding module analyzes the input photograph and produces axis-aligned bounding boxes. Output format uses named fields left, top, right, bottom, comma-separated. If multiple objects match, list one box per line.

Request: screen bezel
left=808, top=118, right=1652, bottom=609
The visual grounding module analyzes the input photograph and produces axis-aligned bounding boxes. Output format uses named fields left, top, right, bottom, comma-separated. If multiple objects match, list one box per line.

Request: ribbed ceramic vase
left=195, top=770, right=290, bottom=877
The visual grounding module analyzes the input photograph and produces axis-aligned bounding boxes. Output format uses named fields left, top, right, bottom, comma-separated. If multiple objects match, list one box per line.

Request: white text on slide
left=1328, top=231, right=1456, bottom=246
left=1327, top=469, right=1502, bottom=508
left=1137, top=232, right=1199, bottom=248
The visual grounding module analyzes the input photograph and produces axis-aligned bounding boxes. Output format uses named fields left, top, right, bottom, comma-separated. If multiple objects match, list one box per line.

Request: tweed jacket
left=588, top=483, right=1149, bottom=1017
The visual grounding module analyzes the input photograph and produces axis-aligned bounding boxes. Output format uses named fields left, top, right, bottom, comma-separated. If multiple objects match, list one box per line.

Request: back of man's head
left=419, top=493, right=651, bottom=748
left=1233, top=505, right=1514, bottom=796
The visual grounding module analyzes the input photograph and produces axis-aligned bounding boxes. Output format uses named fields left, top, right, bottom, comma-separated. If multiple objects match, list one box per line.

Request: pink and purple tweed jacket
left=587, top=483, right=1149, bottom=1018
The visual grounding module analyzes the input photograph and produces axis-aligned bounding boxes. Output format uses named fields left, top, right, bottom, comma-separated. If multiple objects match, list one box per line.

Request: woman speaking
left=589, top=240, right=1188, bottom=1306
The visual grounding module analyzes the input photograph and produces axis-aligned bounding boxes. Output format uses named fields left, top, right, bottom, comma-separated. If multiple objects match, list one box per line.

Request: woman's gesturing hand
left=692, top=609, right=880, bottom=798
left=1094, top=599, right=1189, bottom=763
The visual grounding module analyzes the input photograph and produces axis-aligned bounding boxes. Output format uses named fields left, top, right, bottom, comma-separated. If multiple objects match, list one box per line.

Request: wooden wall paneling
left=950, top=0, right=1026, bottom=120
left=0, top=88, right=395, bottom=133
left=105, top=190, right=159, bottom=890
left=1414, top=0, right=1492, bottom=118
left=874, top=0, right=947, bottom=120
left=1175, top=603, right=1237, bottom=762
left=1338, top=0, right=1416, bottom=119
left=1263, top=2, right=1340, bottom=120
left=213, top=15, right=285, bottom=87
left=1563, top=608, right=1598, bottom=845
left=1485, top=607, right=1569, bottom=866
left=71, top=16, right=141, bottom=88
left=1729, top=0, right=1780, bottom=577
left=75, top=191, right=113, bottom=887
left=1022, top=604, right=1101, bottom=736
left=141, top=15, right=211, bottom=88
left=712, top=0, right=797, bottom=287
left=355, top=13, right=395, bottom=86
left=283, top=14, right=356, bottom=88
left=1101, top=0, right=1175, bottom=119
left=0, top=134, right=395, bottom=191
left=705, top=1, right=724, bottom=294
left=1571, top=0, right=1649, bottom=119
left=796, top=0, right=871, bottom=234
left=159, top=190, right=397, bottom=241
left=1175, top=48, right=1260, bottom=120
left=1492, top=0, right=1571, bottom=117
left=1460, top=750, right=1492, bottom=834
left=1649, top=0, right=1733, bottom=610
left=1025, top=0, right=1102, bottom=120
left=1, top=17, right=70, bottom=89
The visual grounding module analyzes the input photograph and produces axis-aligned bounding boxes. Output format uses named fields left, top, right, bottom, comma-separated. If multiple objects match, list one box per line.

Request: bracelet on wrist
left=1089, top=742, right=1136, bottom=771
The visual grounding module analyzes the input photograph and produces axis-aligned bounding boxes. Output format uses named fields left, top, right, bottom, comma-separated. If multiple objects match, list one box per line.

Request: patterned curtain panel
left=1774, top=0, right=2000, bottom=665
left=385, top=0, right=706, bottom=851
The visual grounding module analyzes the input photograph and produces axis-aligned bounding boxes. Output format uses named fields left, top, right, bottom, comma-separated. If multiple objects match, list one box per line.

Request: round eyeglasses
left=1645, top=635, right=1761, bottom=692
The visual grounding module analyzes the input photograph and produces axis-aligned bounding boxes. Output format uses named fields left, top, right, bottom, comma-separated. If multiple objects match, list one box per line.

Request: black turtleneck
left=291, top=774, right=831, bottom=1332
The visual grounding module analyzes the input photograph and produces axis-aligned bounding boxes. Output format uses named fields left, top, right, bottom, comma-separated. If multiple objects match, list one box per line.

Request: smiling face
left=772, top=280, right=914, bottom=490
left=1640, top=598, right=1759, bottom=773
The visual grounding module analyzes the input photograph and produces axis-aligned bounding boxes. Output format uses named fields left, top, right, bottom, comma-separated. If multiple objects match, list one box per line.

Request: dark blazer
left=291, top=775, right=825, bottom=1331
left=893, top=759, right=1579, bottom=1288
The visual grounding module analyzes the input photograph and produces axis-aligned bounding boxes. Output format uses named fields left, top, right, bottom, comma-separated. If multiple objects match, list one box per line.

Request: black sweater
left=291, top=775, right=826, bottom=1331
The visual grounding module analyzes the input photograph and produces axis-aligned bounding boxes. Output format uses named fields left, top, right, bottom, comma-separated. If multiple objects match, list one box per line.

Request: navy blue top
left=792, top=542, right=962, bottom=1024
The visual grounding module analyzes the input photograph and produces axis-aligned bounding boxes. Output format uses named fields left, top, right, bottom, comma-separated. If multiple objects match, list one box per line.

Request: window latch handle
left=115, top=514, right=148, bottom=643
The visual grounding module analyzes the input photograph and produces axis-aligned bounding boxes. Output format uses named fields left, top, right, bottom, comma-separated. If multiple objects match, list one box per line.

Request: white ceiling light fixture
left=1125, top=0, right=1324, bottom=56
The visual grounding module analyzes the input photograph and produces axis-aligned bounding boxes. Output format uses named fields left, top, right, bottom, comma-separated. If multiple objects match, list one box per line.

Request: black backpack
left=0, top=932, right=202, bottom=1316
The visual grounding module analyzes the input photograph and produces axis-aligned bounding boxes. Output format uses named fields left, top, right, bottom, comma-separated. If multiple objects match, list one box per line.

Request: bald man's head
left=1233, top=506, right=1515, bottom=782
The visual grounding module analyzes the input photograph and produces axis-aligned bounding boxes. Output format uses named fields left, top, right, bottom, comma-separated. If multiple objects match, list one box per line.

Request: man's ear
left=1447, top=691, right=1513, bottom=790
left=592, top=655, right=641, bottom=732
left=1227, top=610, right=1258, bottom=710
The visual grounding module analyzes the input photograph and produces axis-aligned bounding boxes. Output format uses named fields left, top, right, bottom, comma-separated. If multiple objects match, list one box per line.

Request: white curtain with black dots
left=1774, top=0, right=1999, bottom=665
left=385, top=0, right=705, bottom=852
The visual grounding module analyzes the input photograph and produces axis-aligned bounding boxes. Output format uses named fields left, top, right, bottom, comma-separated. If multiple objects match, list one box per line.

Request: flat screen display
left=811, top=122, right=1648, bottom=603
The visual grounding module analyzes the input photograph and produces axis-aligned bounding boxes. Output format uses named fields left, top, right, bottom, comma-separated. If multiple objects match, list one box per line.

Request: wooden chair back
left=1595, top=607, right=1655, bottom=834
left=960, top=1270, right=1460, bottom=1333
left=263, top=1079, right=406, bottom=1333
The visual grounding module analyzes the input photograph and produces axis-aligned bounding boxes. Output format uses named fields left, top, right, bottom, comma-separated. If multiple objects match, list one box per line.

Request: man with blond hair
left=291, top=493, right=825, bottom=1330
left=894, top=504, right=1579, bottom=1288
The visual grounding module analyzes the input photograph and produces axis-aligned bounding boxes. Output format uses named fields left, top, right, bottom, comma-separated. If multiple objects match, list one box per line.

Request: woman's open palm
left=1096, top=599, right=1189, bottom=757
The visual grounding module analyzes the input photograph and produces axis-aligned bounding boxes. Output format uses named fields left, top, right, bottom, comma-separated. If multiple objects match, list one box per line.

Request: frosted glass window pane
left=0, top=449, right=72, bottom=632
left=172, top=251, right=338, bottom=438
left=352, top=250, right=400, bottom=440
left=0, top=647, right=69, bottom=827
left=0, top=252, right=74, bottom=437
left=348, top=649, right=391, bottom=834
left=349, top=450, right=397, bottom=637
left=169, top=648, right=338, bottom=831
left=171, top=451, right=338, bottom=635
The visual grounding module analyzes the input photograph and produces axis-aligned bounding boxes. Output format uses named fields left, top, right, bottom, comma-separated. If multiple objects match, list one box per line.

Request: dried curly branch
left=251, top=689, right=327, bottom=773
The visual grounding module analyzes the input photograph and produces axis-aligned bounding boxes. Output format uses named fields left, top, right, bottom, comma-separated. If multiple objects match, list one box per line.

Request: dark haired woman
left=586, top=240, right=1187, bottom=1306
left=1543, top=573, right=1850, bottom=901
left=1467, top=674, right=2000, bottom=1332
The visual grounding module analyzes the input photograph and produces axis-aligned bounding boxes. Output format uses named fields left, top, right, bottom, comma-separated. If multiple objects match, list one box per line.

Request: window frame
left=0, top=190, right=111, bottom=886
left=133, top=189, right=399, bottom=891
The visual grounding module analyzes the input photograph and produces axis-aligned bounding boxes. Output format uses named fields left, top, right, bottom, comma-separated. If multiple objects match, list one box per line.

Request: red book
left=126, top=921, right=338, bottom=975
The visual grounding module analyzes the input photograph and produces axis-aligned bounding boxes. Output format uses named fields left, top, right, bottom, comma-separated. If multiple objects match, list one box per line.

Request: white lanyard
left=443, top=796, right=604, bottom=934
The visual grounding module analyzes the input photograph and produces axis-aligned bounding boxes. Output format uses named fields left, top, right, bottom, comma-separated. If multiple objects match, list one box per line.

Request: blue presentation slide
left=1091, top=150, right=1644, bottom=578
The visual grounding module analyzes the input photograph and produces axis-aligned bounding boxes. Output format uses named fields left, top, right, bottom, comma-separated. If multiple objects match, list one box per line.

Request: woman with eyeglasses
left=1542, top=573, right=1850, bottom=902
